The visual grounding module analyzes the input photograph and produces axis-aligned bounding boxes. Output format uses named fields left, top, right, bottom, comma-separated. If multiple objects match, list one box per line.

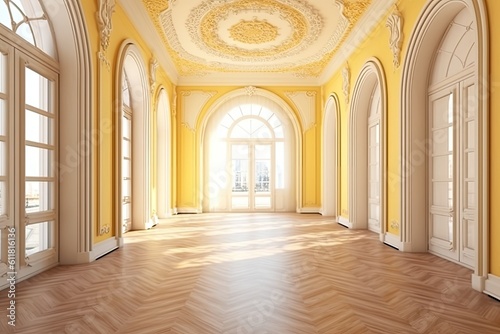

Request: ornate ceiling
left=121, top=0, right=395, bottom=85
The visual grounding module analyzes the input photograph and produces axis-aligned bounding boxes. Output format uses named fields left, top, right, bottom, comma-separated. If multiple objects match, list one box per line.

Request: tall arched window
left=205, top=101, right=295, bottom=212
left=0, top=0, right=59, bottom=280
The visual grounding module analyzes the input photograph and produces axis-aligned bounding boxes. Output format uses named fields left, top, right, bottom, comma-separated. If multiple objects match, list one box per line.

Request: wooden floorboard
left=1, top=213, right=500, bottom=333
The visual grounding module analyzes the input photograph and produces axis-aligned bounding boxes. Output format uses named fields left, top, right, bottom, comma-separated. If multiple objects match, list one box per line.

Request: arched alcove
left=348, top=58, right=387, bottom=242
left=115, top=41, right=152, bottom=236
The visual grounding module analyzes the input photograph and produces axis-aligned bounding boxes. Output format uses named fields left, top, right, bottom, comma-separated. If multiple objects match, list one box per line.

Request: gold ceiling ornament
left=341, top=0, right=372, bottom=24
left=185, top=0, right=322, bottom=61
left=145, top=0, right=374, bottom=77
left=229, top=18, right=279, bottom=44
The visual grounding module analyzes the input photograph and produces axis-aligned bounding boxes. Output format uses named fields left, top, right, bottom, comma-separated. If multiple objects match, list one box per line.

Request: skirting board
left=485, top=274, right=500, bottom=300
left=383, top=232, right=401, bottom=250
left=338, top=216, right=352, bottom=228
left=297, top=207, right=321, bottom=214
left=177, top=207, right=201, bottom=214
left=91, top=237, right=119, bottom=261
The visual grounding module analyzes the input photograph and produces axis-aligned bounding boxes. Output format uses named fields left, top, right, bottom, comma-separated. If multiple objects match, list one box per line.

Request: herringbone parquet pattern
left=1, top=213, right=500, bottom=333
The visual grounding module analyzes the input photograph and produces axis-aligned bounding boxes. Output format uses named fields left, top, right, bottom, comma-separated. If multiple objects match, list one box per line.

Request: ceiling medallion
left=229, top=18, right=279, bottom=45
left=189, top=0, right=322, bottom=61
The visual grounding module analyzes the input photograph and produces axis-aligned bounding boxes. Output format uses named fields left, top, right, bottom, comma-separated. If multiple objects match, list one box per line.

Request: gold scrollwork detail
left=229, top=18, right=279, bottom=44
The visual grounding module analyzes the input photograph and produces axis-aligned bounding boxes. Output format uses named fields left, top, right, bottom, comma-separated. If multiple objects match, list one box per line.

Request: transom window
left=0, top=0, right=56, bottom=57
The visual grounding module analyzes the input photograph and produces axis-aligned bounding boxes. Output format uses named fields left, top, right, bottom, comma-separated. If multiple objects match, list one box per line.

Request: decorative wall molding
left=386, top=6, right=403, bottom=68
left=98, top=50, right=111, bottom=71
left=285, top=91, right=317, bottom=131
left=150, top=57, right=159, bottom=93
left=180, top=90, right=217, bottom=131
left=172, top=85, right=177, bottom=116
left=245, top=85, right=257, bottom=96
left=342, top=64, right=350, bottom=104
left=96, top=0, right=115, bottom=51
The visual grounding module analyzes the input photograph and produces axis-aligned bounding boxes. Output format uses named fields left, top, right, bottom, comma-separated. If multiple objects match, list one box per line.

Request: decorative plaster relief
left=285, top=91, right=317, bottom=131
left=386, top=7, right=403, bottom=68
left=245, top=85, right=257, bottom=96
left=181, top=90, right=217, bottom=131
left=342, top=64, right=350, bottom=104
left=150, top=58, right=159, bottom=93
left=97, top=0, right=115, bottom=51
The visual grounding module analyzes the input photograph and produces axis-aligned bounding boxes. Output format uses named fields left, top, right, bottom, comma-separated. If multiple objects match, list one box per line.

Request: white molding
left=177, top=207, right=201, bottom=214
left=180, top=90, right=217, bottom=131
left=386, top=6, right=403, bottom=68
left=118, top=0, right=179, bottom=83
left=338, top=216, right=352, bottom=228
left=472, top=273, right=486, bottom=292
left=48, top=0, right=93, bottom=264
left=297, top=207, right=321, bottom=214
left=485, top=274, right=500, bottom=300
left=91, top=238, right=119, bottom=261
left=319, top=0, right=397, bottom=84
left=285, top=91, right=317, bottom=132
left=96, top=0, right=116, bottom=51
left=383, top=233, right=401, bottom=250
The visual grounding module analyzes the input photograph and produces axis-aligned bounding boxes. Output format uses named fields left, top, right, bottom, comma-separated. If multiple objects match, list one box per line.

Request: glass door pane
left=254, top=144, right=272, bottom=209
left=367, top=122, right=380, bottom=232
left=429, top=91, right=458, bottom=261
left=231, top=144, right=249, bottom=209
left=23, top=63, right=57, bottom=264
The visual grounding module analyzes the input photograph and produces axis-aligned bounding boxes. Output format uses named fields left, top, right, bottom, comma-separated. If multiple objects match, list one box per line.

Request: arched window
left=0, top=0, right=56, bottom=58
left=205, top=99, right=295, bottom=212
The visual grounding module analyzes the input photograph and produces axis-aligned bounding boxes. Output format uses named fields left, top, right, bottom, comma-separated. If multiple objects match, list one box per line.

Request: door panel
left=429, top=91, right=457, bottom=261
left=367, top=122, right=380, bottom=233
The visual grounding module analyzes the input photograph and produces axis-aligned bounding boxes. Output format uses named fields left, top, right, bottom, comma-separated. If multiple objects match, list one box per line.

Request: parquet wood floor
left=1, top=213, right=500, bottom=333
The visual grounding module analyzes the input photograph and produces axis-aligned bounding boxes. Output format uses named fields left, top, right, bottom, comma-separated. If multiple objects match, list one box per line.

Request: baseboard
left=471, top=273, right=486, bottom=292
left=485, top=274, right=500, bottom=300
left=177, top=207, right=201, bottom=214
left=91, top=237, right=119, bottom=261
left=338, top=216, right=352, bottom=228
left=383, top=232, right=401, bottom=250
left=297, top=207, right=321, bottom=214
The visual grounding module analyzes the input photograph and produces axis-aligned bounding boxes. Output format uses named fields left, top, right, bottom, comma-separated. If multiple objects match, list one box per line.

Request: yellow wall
left=81, top=2, right=175, bottom=243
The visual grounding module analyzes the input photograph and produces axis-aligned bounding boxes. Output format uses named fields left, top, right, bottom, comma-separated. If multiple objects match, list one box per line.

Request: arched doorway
left=200, top=89, right=301, bottom=213
left=348, top=59, right=387, bottom=241
left=115, top=42, right=152, bottom=233
left=400, top=0, right=489, bottom=290
left=322, top=94, right=340, bottom=217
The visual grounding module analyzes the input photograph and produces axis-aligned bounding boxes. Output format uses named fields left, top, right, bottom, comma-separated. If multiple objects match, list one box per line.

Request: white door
left=230, top=143, right=273, bottom=211
left=122, top=112, right=132, bottom=233
left=367, top=121, right=380, bottom=233
left=428, top=76, right=476, bottom=267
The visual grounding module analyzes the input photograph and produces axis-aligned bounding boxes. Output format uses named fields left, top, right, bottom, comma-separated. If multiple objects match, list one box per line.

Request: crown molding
left=118, top=0, right=179, bottom=84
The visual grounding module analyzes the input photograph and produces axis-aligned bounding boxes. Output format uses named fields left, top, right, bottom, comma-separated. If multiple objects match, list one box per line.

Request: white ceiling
left=119, top=0, right=395, bottom=86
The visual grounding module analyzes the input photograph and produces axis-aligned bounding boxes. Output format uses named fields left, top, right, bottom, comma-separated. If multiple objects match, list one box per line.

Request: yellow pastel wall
left=176, top=86, right=322, bottom=211
left=81, top=2, right=175, bottom=243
